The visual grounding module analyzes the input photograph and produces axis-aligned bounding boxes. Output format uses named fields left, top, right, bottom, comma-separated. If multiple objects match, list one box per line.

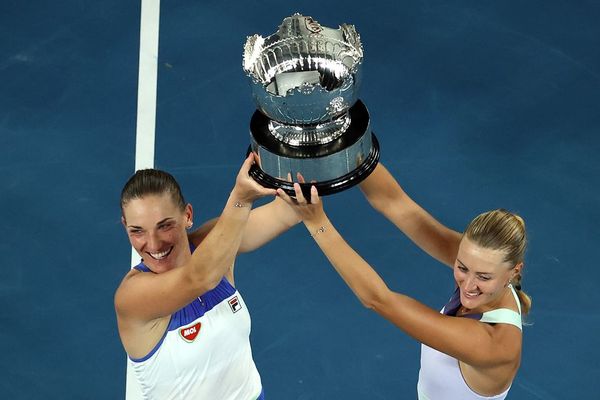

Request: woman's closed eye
left=158, top=222, right=175, bottom=231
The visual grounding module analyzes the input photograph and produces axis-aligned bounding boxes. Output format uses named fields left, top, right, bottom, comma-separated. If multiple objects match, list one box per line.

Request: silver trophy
left=243, top=13, right=379, bottom=196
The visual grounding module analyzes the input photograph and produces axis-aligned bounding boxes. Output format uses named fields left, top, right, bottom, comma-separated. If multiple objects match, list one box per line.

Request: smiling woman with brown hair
left=115, top=154, right=298, bottom=399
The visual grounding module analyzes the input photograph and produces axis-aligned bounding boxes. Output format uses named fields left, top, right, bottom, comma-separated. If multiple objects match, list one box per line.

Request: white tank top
left=417, top=285, right=522, bottom=400
left=128, top=263, right=263, bottom=400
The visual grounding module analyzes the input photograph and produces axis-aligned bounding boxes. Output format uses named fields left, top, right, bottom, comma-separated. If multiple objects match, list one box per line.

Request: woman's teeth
left=148, top=247, right=172, bottom=260
left=464, top=291, right=481, bottom=298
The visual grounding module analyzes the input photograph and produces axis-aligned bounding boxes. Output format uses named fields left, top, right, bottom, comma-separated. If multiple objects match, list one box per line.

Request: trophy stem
left=268, top=113, right=351, bottom=146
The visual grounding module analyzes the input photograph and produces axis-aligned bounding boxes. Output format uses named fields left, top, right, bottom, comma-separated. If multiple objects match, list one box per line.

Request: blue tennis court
left=1, top=1, right=599, bottom=398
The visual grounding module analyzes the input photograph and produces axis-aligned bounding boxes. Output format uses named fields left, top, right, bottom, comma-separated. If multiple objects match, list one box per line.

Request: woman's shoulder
left=480, top=287, right=523, bottom=330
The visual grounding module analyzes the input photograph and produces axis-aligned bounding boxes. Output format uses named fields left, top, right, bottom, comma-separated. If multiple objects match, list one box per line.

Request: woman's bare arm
left=360, top=164, right=461, bottom=268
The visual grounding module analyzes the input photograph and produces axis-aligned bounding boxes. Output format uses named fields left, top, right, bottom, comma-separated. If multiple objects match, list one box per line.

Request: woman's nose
left=146, top=231, right=161, bottom=251
left=463, top=275, right=478, bottom=291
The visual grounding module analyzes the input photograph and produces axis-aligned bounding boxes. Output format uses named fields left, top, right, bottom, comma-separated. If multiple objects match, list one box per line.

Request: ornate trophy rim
left=243, top=14, right=364, bottom=88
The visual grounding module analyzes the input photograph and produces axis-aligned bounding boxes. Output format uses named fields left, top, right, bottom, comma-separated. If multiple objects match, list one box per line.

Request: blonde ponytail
left=465, top=209, right=532, bottom=315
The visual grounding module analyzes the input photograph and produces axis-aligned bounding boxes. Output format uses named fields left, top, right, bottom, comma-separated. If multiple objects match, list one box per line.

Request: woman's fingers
left=293, top=183, right=308, bottom=204
left=276, top=188, right=294, bottom=204
left=310, top=185, right=320, bottom=205
left=276, top=183, right=307, bottom=204
left=259, top=186, right=277, bottom=196
left=235, top=153, right=278, bottom=199
left=245, top=152, right=255, bottom=167
left=238, top=153, right=255, bottom=176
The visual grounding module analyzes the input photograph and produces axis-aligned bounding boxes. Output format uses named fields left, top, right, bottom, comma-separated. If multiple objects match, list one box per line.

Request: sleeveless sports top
left=417, top=285, right=522, bottom=400
left=128, top=262, right=263, bottom=400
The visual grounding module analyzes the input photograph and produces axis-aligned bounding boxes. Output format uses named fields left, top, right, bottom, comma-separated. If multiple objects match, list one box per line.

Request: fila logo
left=180, top=322, right=201, bottom=343
left=228, top=296, right=242, bottom=313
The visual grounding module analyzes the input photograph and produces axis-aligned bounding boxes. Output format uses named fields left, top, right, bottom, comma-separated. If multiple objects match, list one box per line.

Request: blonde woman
left=277, top=164, right=531, bottom=400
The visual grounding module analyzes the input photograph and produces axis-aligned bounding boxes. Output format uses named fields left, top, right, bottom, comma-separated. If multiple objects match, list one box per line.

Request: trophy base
left=247, top=134, right=379, bottom=197
left=247, top=99, right=380, bottom=197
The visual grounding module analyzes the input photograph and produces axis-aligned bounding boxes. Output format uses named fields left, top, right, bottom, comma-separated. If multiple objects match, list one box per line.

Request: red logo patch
left=180, top=322, right=201, bottom=342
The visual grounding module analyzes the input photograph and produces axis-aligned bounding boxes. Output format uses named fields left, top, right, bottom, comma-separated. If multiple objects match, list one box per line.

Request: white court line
left=130, top=0, right=160, bottom=271
left=133, top=0, right=159, bottom=173
left=127, top=0, right=160, bottom=398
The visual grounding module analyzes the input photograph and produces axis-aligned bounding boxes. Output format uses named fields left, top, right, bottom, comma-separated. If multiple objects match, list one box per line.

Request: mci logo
left=180, top=322, right=201, bottom=343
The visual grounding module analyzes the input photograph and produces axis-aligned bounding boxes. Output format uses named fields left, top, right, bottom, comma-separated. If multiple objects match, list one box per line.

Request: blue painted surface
left=1, top=1, right=599, bottom=398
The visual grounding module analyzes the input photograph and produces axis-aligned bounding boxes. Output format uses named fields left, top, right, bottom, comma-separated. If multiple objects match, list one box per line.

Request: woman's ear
left=512, top=262, right=524, bottom=278
left=185, top=203, right=193, bottom=228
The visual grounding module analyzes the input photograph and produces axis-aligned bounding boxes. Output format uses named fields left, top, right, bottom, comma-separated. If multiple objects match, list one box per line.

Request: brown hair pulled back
left=120, top=169, right=186, bottom=215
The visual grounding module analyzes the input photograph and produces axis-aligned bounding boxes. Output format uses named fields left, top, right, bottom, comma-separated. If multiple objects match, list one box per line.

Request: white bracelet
left=311, top=226, right=326, bottom=237
left=233, top=201, right=247, bottom=208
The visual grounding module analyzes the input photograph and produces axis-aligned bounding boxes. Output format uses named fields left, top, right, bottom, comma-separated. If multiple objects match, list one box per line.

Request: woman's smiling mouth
left=463, top=290, right=481, bottom=299
left=147, top=246, right=174, bottom=260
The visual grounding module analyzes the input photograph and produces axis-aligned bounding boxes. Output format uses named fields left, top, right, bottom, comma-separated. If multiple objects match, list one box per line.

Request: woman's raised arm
left=277, top=184, right=520, bottom=368
left=360, top=163, right=461, bottom=268
left=115, top=154, right=277, bottom=323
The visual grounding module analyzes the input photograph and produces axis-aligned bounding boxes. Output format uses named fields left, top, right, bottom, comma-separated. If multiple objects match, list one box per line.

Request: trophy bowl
left=243, top=13, right=379, bottom=196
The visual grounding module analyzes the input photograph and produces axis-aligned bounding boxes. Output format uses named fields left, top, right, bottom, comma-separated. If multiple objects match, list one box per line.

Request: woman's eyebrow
left=457, top=258, right=494, bottom=275
left=128, top=217, right=175, bottom=229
